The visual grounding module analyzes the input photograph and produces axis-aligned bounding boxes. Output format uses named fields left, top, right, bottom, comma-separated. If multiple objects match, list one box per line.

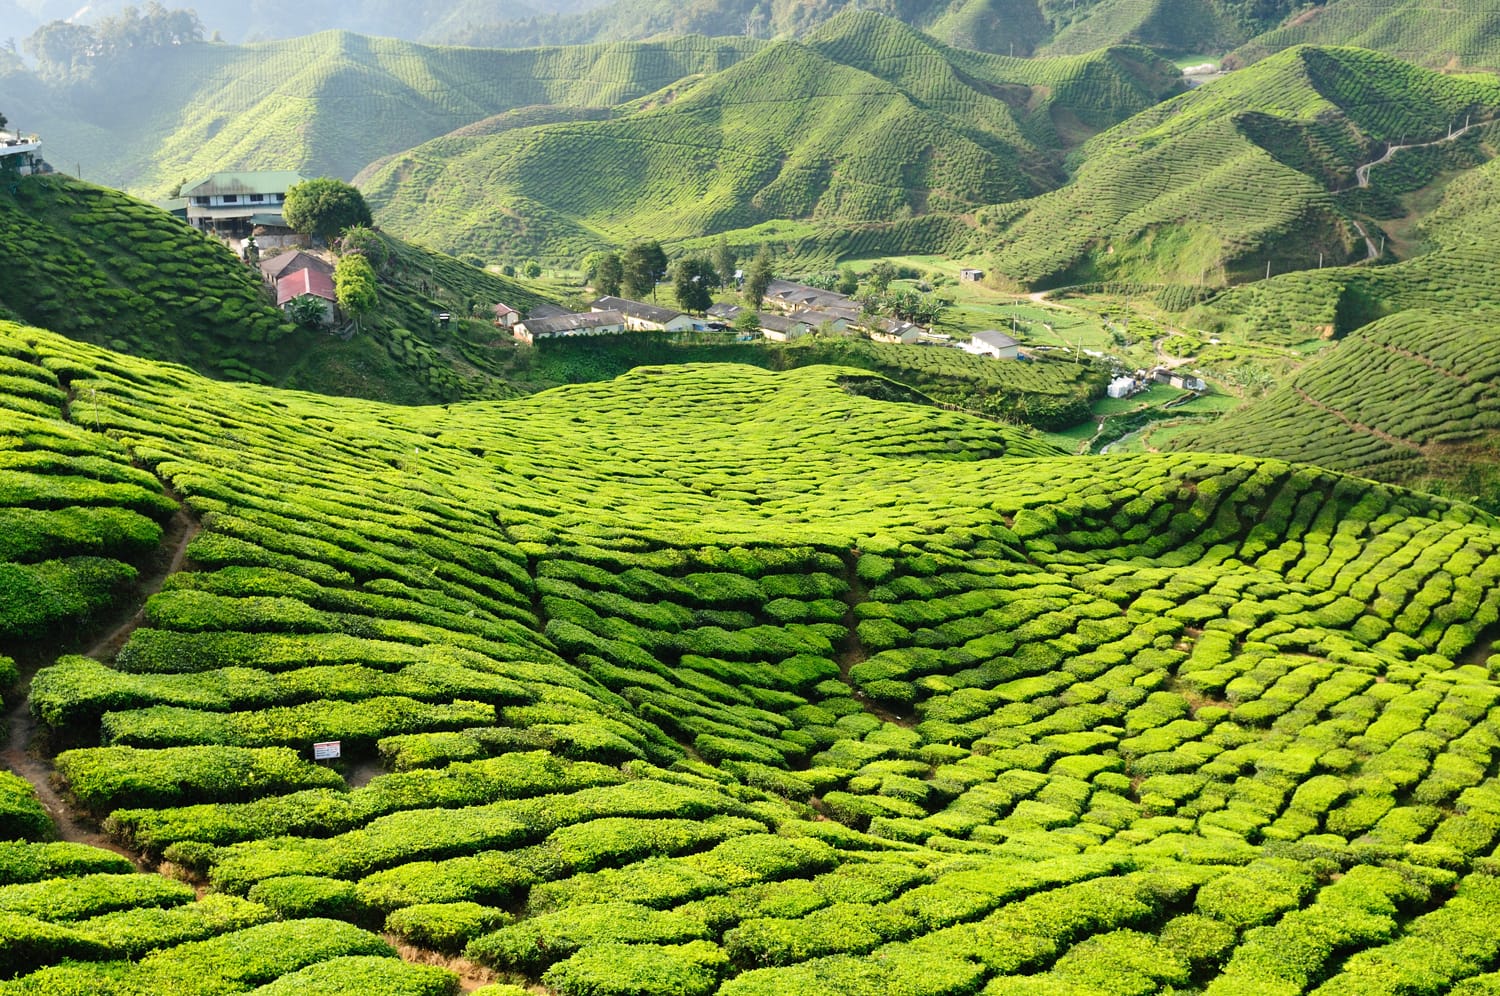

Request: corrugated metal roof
left=276, top=267, right=336, bottom=306
left=181, top=171, right=304, bottom=198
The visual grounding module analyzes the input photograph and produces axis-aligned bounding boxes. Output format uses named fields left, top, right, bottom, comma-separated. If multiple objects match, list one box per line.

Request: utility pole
left=1318, top=251, right=1323, bottom=269
left=1265, top=259, right=1271, bottom=281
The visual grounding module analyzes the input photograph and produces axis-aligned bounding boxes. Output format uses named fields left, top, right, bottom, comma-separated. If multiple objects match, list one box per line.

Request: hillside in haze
left=359, top=12, right=1182, bottom=262
left=0, top=31, right=762, bottom=197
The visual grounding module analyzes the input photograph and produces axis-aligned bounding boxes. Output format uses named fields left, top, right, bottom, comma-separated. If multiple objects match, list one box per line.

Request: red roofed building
left=276, top=267, right=337, bottom=326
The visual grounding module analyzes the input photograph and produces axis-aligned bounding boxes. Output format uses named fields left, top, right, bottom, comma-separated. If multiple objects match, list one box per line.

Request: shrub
left=55, top=746, right=345, bottom=812
left=247, top=876, right=363, bottom=920
left=246, top=955, right=458, bottom=996
left=541, top=940, right=727, bottom=996
left=385, top=902, right=511, bottom=953
left=0, top=774, right=53, bottom=842
left=468, top=902, right=707, bottom=974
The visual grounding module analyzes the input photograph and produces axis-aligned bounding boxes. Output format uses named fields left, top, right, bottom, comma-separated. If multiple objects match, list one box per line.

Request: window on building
left=222, top=195, right=238, bottom=203
left=250, top=194, right=264, bottom=203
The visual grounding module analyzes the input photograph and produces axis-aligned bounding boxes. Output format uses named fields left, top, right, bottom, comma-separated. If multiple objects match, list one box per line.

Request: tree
left=712, top=237, right=735, bottom=290
left=0, top=110, right=7, bottom=133
left=734, top=308, right=762, bottom=337
left=285, top=295, right=328, bottom=330
left=283, top=178, right=373, bottom=243
left=621, top=240, right=668, bottom=300
left=523, top=260, right=542, bottom=278
left=336, top=225, right=388, bottom=269
left=867, top=260, right=896, bottom=294
left=594, top=251, right=623, bottom=297
left=837, top=265, right=858, bottom=296
left=24, top=21, right=96, bottom=77
left=672, top=256, right=717, bottom=314
left=744, top=245, right=773, bottom=309
left=334, top=253, right=378, bottom=331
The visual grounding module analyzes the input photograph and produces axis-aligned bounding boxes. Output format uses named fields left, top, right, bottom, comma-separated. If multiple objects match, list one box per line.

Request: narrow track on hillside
left=1349, top=116, right=1494, bottom=189
left=85, top=506, right=201, bottom=662
left=1293, top=386, right=1421, bottom=451
left=838, top=551, right=915, bottom=729
left=0, top=498, right=198, bottom=855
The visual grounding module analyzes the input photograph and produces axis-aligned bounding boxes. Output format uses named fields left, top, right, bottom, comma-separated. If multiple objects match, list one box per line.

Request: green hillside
left=1168, top=309, right=1500, bottom=501
left=979, top=45, right=1500, bottom=288
left=0, top=175, right=557, bottom=405
left=11, top=317, right=1500, bottom=991
left=360, top=12, right=1182, bottom=263
left=0, top=32, right=763, bottom=197
left=1231, top=0, right=1500, bottom=71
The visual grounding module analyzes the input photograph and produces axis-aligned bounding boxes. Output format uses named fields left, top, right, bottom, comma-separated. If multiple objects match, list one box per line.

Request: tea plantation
left=7, top=313, right=1500, bottom=993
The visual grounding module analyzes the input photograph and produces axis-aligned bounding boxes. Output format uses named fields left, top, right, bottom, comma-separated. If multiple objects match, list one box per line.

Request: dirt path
left=1293, top=386, right=1421, bottom=451
left=1350, top=117, right=1492, bottom=189
left=1349, top=219, right=1380, bottom=262
left=0, top=500, right=199, bottom=854
left=84, top=507, right=201, bottom=662
left=0, top=685, right=134, bottom=857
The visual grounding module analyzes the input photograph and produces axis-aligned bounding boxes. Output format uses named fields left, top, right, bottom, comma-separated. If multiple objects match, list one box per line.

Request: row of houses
left=502, top=295, right=723, bottom=344
left=1107, top=367, right=1208, bottom=398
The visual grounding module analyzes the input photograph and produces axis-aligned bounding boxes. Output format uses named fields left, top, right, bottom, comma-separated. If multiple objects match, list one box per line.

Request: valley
left=8, top=1, right=1500, bottom=994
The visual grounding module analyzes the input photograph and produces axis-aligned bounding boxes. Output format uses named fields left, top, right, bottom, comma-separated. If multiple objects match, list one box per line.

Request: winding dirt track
left=1, top=504, right=200, bottom=852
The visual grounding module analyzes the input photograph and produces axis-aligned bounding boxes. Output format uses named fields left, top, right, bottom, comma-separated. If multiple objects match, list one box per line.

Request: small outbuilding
left=959, top=268, right=985, bottom=282
left=493, top=302, right=520, bottom=328
left=963, top=330, right=1020, bottom=359
left=275, top=268, right=337, bottom=325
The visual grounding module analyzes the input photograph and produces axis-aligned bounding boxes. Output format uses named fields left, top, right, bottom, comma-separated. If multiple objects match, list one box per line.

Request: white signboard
left=313, top=741, right=341, bottom=760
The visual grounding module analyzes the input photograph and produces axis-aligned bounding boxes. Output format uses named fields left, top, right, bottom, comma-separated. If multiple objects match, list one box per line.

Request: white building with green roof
left=181, top=170, right=305, bottom=238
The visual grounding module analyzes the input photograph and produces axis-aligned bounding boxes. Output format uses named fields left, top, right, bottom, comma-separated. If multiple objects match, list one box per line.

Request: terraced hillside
left=981, top=44, right=1500, bottom=288
left=0, top=32, right=763, bottom=197
left=361, top=12, right=1182, bottom=262
left=1231, top=0, right=1500, bottom=71
left=10, top=317, right=1500, bottom=992
left=0, top=175, right=554, bottom=405
left=1168, top=310, right=1500, bottom=499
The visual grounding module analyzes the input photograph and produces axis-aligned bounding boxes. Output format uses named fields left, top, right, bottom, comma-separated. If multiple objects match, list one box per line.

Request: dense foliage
left=6, top=314, right=1500, bottom=992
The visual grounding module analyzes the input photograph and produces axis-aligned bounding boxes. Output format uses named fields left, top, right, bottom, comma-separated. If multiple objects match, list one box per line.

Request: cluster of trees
left=283, top=178, right=373, bottom=243
left=25, top=3, right=204, bottom=76
left=581, top=238, right=776, bottom=315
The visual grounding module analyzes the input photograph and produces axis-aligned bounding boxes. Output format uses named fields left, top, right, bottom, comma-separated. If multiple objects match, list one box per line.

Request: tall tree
left=744, top=245, right=773, bottom=309
left=837, top=265, right=858, bottom=297
left=672, top=256, right=717, bottom=314
left=24, top=21, right=96, bottom=77
left=594, top=251, right=623, bottom=297
left=283, top=178, right=373, bottom=243
left=867, top=260, right=896, bottom=294
left=712, top=237, right=735, bottom=290
left=621, top=240, right=667, bottom=300
left=334, top=253, right=379, bottom=331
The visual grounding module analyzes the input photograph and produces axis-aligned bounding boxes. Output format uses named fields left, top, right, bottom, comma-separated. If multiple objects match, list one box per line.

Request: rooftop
left=972, top=330, right=1019, bottom=348
left=275, top=267, right=336, bottom=306
left=522, top=310, right=627, bottom=335
left=181, top=171, right=305, bottom=199
left=591, top=295, right=684, bottom=324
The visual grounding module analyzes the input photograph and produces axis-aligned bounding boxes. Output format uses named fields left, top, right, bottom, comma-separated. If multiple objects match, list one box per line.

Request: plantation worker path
left=1349, top=115, right=1494, bottom=189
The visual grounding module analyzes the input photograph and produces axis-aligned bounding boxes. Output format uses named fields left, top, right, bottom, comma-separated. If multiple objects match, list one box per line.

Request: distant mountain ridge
left=358, top=11, right=1183, bottom=262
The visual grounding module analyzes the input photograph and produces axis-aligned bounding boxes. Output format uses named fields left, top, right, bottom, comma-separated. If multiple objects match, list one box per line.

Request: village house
left=0, top=129, right=46, bottom=176
left=513, top=309, right=627, bottom=345
left=181, top=170, right=304, bottom=242
left=758, top=313, right=811, bottom=342
left=870, top=317, right=925, bottom=345
left=1153, top=367, right=1207, bottom=392
left=707, top=303, right=743, bottom=322
left=963, top=330, right=1021, bottom=359
left=795, top=308, right=853, bottom=334
left=259, top=250, right=332, bottom=287
left=591, top=295, right=697, bottom=332
left=763, top=279, right=856, bottom=315
left=275, top=267, right=337, bottom=325
left=492, top=303, right=520, bottom=328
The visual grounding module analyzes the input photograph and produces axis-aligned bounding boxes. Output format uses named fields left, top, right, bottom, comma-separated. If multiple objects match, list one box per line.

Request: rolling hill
left=1230, top=0, right=1500, bottom=71
left=0, top=31, right=764, bottom=197
left=359, top=11, right=1183, bottom=263
left=441, top=0, right=1306, bottom=58
left=979, top=44, right=1500, bottom=288
left=9, top=314, right=1500, bottom=992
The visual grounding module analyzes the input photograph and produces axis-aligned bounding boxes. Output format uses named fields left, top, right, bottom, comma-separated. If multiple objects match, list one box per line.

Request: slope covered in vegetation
left=0, top=175, right=554, bottom=405
left=0, top=32, right=763, bottom=197
left=980, top=44, right=1500, bottom=288
left=360, top=12, right=1182, bottom=262
left=1231, top=0, right=1500, bottom=71
left=8, top=312, right=1500, bottom=992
